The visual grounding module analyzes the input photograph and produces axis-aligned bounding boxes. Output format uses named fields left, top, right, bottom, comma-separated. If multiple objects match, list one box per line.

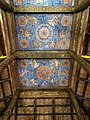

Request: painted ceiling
left=15, top=14, right=73, bottom=50
left=17, top=59, right=71, bottom=87
left=12, top=0, right=74, bottom=6
left=14, top=0, right=74, bottom=87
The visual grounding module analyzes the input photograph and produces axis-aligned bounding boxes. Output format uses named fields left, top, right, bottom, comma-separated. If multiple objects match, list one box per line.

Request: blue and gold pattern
left=15, top=14, right=73, bottom=50
left=17, top=59, right=71, bottom=87
left=12, top=0, right=74, bottom=6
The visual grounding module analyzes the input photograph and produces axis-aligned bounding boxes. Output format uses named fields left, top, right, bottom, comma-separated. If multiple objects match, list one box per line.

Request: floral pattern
left=14, top=0, right=73, bottom=87
left=15, top=14, right=73, bottom=50
left=12, top=0, right=75, bottom=6
left=17, top=59, right=71, bottom=87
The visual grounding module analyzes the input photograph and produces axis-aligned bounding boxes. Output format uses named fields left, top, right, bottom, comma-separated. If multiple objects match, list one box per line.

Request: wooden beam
left=0, top=53, right=16, bottom=74
left=14, top=6, right=74, bottom=13
left=73, top=0, right=90, bottom=12
left=68, top=88, right=85, bottom=120
left=70, top=51, right=90, bottom=73
left=16, top=50, right=72, bottom=59
left=0, top=0, right=14, bottom=12
left=19, top=86, right=68, bottom=91
left=3, top=90, right=20, bottom=120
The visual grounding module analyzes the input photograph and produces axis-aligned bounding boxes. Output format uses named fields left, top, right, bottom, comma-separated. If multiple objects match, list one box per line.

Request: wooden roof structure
left=0, top=0, right=90, bottom=120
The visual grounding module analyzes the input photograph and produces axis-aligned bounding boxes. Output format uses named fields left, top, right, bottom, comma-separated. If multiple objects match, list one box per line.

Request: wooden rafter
left=73, top=0, right=90, bottom=12
left=0, top=0, right=14, bottom=12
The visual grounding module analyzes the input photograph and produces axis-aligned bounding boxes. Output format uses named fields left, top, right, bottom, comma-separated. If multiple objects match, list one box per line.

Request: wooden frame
left=0, top=1, right=90, bottom=120
left=0, top=50, right=90, bottom=74
left=3, top=87, right=85, bottom=120
left=16, top=50, right=72, bottom=59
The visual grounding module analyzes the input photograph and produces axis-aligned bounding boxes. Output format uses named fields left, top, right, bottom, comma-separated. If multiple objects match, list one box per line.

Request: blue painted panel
left=17, top=59, right=71, bottom=87
left=15, top=14, right=73, bottom=50
left=12, top=0, right=75, bottom=6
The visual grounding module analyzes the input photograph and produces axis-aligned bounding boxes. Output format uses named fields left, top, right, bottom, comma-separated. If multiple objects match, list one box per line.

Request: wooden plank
left=0, top=0, right=14, bottom=12
left=16, top=50, right=72, bottom=59
left=0, top=54, right=16, bottom=74
left=73, top=0, right=90, bottom=12
left=3, top=90, right=20, bottom=120
left=14, top=6, right=75, bottom=13
left=68, top=88, right=85, bottom=120
left=70, top=51, right=90, bottom=73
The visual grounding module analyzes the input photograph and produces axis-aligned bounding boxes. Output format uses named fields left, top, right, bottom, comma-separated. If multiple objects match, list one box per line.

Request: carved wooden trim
left=14, top=6, right=74, bottom=13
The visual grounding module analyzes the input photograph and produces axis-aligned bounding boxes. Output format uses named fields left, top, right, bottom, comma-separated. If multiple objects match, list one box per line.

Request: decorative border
left=14, top=6, right=74, bottom=13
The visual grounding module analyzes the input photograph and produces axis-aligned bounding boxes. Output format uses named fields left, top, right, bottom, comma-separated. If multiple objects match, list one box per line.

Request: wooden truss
left=0, top=0, right=90, bottom=120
